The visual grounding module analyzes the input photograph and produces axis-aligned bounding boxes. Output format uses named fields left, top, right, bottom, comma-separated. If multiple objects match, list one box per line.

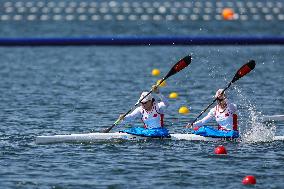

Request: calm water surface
left=0, top=46, right=283, bottom=188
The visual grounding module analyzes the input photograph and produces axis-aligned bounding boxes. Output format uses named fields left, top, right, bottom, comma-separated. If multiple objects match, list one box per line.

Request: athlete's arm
left=122, top=107, right=142, bottom=122
left=193, top=108, right=215, bottom=126
left=151, top=84, right=169, bottom=113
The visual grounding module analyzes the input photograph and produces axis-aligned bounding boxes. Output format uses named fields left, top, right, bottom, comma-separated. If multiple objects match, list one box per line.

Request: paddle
left=102, top=55, right=192, bottom=133
left=187, top=60, right=256, bottom=127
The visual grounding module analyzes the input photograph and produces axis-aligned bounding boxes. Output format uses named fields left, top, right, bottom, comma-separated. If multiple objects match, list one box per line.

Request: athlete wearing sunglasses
left=187, top=89, right=239, bottom=138
left=118, top=85, right=170, bottom=137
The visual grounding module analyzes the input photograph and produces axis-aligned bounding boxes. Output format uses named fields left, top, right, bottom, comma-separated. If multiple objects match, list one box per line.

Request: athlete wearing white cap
left=188, top=89, right=239, bottom=138
left=118, top=85, right=170, bottom=137
left=120, top=85, right=168, bottom=128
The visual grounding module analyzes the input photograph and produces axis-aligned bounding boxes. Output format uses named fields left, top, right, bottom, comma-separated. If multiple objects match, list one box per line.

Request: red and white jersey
left=193, top=100, right=238, bottom=131
left=123, top=94, right=168, bottom=129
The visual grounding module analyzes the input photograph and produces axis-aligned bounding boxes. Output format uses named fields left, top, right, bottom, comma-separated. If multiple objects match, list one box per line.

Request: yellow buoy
left=151, top=69, right=160, bottom=76
left=222, top=8, right=235, bottom=20
left=156, top=79, right=166, bottom=87
left=169, top=92, right=178, bottom=99
left=179, top=106, right=190, bottom=114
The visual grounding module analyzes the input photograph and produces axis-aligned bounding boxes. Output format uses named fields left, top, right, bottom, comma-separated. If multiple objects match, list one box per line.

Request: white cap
left=215, top=89, right=226, bottom=99
left=138, top=91, right=153, bottom=104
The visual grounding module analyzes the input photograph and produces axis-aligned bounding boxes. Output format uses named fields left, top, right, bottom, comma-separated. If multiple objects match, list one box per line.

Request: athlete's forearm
left=193, top=114, right=213, bottom=126
left=123, top=107, right=141, bottom=122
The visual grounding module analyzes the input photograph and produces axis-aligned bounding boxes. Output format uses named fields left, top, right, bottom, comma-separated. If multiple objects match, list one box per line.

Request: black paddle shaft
left=189, top=60, right=256, bottom=126
left=102, top=55, right=192, bottom=133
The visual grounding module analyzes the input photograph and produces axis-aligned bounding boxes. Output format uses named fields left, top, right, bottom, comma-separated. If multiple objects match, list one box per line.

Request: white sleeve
left=156, top=93, right=169, bottom=114
left=193, top=108, right=215, bottom=127
left=123, top=106, right=142, bottom=123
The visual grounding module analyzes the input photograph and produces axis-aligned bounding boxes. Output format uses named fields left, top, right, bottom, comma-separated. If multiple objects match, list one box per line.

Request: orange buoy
left=214, top=145, right=227, bottom=155
left=242, top=175, right=256, bottom=185
left=222, top=8, right=235, bottom=20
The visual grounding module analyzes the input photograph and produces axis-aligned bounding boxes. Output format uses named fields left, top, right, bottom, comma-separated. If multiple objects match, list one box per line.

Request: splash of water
left=242, top=107, right=276, bottom=143
left=234, top=86, right=276, bottom=143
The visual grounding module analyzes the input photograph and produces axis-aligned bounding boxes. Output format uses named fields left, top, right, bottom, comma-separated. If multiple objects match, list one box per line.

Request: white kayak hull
left=263, top=115, right=284, bottom=121
left=35, top=132, right=284, bottom=144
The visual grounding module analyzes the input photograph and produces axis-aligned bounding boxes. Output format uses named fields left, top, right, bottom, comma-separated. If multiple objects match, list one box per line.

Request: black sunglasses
left=217, top=98, right=225, bottom=102
left=141, top=100, right=151, bottom=105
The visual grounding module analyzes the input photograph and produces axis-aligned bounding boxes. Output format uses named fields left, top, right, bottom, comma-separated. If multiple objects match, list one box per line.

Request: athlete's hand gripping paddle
left=102, top=55, right=192, bottom=133
left=186, top=60, right=256, bottom=128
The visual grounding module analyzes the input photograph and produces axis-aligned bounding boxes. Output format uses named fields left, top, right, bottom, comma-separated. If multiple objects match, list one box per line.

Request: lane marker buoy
left=179, top=106, right=189, bottom=114
left=156, top=79, right=166, bottom=87
left=169, top=92, right=178, bottom=99
left=214, top=145, right=227, bottom=155
left=242, top=175, right=256, bottom=185
left=151, top=68, right=160, bottom=76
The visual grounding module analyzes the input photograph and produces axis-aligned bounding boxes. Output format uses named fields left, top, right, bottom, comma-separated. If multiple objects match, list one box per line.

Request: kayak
left=263, top=115, right=284, bottom=121
left=35, top=133, right=236, bottom=144
left=35, top=132, right=284, bottom=144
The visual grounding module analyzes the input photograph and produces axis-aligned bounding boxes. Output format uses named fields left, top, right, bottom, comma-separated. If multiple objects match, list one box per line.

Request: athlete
left=118, top=85, right=170, bottom=137
left=187, top=89, right=239, bottom=138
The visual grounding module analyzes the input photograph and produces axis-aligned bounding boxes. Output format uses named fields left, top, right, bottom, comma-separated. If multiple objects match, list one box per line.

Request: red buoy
left=242, top=175, right=256, bottom=185
left=214, top=145, right=227, bottom=155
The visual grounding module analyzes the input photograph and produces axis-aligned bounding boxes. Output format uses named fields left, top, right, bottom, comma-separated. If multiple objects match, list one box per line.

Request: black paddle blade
left=232, top=60, right=256, bottom=83
left=164, top=55, right=191, bottom=80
